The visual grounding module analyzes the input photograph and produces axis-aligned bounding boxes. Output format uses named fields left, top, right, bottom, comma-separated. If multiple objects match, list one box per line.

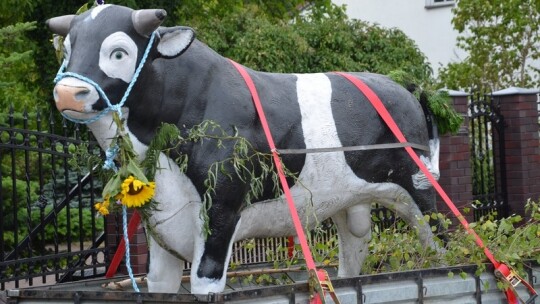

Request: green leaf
left=102, top=173, right=122, bottom=198
left=126, top=159, right=149, bottom=183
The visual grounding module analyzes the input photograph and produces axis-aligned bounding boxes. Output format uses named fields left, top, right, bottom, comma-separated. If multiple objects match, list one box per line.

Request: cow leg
left=146, top=235, right=184, bottom=293
left=332, top=203, right=371, bottom=277
left=190, top=204, right=241, bottom=294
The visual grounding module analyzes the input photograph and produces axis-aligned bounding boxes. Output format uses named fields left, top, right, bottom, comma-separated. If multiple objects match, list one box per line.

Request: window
left=425, top=0, right=455, bottom=8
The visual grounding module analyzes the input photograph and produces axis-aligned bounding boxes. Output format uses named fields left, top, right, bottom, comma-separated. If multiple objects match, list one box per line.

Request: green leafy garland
left=141, top=120, right=295, bottom=237
left=71, top=118, right=296, bottom=238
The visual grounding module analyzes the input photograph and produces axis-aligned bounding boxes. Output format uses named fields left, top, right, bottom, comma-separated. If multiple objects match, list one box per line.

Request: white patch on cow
left=63, top=34, right=71, bottom=64
left=412, top=138, right=440, bottom=189
left=99, top=32, right=138, bottom=83
left=91, top=4, right=111, bottom=19
left=157, top=29, right=194, bottom=57
left=294, top=73, right=359, bottom=188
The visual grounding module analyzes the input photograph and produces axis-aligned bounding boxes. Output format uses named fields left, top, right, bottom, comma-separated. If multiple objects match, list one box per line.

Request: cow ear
left=156, top=26, right=196, bottom=58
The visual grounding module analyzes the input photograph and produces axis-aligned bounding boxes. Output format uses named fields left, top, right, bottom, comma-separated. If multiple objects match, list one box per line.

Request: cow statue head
left=48, top=4, right=196, bottom=123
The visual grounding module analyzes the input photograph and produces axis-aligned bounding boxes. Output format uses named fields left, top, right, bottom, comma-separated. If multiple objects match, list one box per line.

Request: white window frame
left=425, top=0, right=455, bottom=9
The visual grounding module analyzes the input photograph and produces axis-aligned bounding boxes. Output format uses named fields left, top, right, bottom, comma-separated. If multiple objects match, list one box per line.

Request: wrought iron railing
left=468, top=94, right=508, bottom=220
left=0, top=106, right=106, bottom=289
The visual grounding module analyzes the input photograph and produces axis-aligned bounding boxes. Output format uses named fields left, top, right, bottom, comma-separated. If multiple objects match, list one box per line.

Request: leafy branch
left=136, top=120, right=297, bottom=237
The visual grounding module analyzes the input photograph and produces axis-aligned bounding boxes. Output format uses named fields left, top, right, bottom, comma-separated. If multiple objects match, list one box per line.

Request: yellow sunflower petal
left=121, top=176, right=135, bottom=194
left=132, top=179, right=144, bottom=191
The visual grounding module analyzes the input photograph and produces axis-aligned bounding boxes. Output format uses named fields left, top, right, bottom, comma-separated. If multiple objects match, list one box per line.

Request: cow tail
left=419, top=91, right=440, bottom=180
left=408, top=85, right=441, bottom=183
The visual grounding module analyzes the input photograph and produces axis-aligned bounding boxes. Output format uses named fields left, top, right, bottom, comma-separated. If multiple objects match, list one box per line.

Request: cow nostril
left=75, top=88, right=90, bottom=101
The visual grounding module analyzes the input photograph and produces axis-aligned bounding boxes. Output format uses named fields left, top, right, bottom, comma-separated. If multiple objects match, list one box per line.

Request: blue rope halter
left=54, top=31, right=157, bottom=124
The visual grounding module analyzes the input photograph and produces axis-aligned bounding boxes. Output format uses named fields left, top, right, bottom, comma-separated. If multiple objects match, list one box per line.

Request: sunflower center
left=128, top=183, right=144, bottom=195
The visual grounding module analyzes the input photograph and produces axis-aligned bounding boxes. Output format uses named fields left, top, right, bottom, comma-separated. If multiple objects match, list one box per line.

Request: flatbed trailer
left=4, top=264, right=538, bottom=304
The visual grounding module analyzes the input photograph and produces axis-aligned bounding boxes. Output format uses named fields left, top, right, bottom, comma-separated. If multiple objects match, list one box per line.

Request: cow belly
left=236, top=180, right=407, bottom=240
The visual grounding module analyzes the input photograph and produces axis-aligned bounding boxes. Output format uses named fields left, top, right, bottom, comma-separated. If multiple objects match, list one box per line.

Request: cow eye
left=110, top=48, right=128, bottom=60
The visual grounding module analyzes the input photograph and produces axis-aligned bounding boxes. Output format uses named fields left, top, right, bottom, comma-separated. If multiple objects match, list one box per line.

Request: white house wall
left=333, top=0, right=467, bottom=75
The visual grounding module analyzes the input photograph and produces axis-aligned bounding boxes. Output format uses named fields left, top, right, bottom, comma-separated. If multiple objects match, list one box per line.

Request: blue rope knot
left=103, top=145, right=120, bottom=171
left=54, top=31, right=157, bottom=125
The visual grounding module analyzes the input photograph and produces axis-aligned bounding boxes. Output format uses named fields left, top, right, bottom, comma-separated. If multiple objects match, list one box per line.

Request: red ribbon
left=229, top=59, right=329, bottom=303
left=106, top=210, right=141, bottom=278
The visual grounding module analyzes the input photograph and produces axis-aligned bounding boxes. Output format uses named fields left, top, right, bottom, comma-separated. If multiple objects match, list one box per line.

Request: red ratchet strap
left=334, top=72, right=537, bottom=304
left=106, top=210, right=141, bottom=278
left=230, top=59, right=338, bottom=304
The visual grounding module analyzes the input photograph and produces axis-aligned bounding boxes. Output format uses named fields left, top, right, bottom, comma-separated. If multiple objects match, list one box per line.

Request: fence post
left=106, top=210, right=148, bottom=276
left=492, top=87, right=540, bottom=217
left=437, top=90, right=474, bottom=224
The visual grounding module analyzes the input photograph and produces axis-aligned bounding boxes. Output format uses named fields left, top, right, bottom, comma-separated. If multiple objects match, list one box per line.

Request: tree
left=0, top=22, right=40, bottom=112
left=190, top=4, right=432, bottom=81
left=438, top=0, right=540, bottom=92
left=0, top=0, right=42, bottom=112
left=187, top=4, right=464, bottom=133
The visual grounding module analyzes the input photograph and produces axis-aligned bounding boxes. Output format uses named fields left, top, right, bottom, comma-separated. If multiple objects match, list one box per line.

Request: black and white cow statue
left=48, top=4, right=441, bottom=294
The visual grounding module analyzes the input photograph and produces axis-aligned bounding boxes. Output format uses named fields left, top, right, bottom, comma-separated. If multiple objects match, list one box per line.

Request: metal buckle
left=495, top=264, right=538, bottom=304
left=308, top=269, right=341, bottom=304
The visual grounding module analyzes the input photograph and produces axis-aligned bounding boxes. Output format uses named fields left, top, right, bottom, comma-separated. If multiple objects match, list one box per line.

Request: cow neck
left=54, top=31, right=157, bottom=124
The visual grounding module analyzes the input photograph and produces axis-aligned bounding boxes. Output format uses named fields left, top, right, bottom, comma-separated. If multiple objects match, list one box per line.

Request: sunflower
left=119, top=175, right=156, bottom=208
left=94, top=196, right=110, bottom=216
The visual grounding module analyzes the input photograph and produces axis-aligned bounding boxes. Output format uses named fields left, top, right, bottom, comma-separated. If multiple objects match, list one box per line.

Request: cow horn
left=46, top=15, right=75, bottom=37
left=132, top=9, right=167, bottom=37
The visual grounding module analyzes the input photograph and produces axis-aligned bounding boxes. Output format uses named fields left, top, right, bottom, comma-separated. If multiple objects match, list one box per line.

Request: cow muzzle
left=54, top=84, right=89, bottom=112
left=53, top=77, right=100, bottom=116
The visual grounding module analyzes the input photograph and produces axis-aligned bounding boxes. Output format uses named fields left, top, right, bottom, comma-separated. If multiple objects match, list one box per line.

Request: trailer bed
left=4, top=264, right=538, bottom=304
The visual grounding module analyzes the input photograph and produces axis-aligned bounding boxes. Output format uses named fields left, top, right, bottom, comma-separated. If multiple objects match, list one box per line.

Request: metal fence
left=468, top=93, right=508, bottom=220
left=0, top=107, right=106, bottom=289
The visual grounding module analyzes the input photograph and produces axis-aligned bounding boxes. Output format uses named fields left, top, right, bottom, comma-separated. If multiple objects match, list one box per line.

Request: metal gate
left=468, top=94, right=508, bottom=220
left=0, top=106, right=106, bottom=289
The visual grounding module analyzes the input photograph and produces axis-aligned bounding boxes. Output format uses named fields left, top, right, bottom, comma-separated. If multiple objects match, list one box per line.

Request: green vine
left=84, top=119, right=299, bottom=238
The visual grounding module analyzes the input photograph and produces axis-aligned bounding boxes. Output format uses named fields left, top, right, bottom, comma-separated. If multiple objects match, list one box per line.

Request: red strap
left=229, top=60, right=328, bottom=303
left=106, top=210, right=141, bottom=278
left=229, top=59, right=317, bottom=271
left=335, top=71, right=537, bottom=304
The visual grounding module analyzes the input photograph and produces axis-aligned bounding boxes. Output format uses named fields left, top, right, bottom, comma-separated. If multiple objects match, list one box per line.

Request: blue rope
left=122, top=205, right=140, bottom=292
left=54, top=31, right=157, bottom=292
